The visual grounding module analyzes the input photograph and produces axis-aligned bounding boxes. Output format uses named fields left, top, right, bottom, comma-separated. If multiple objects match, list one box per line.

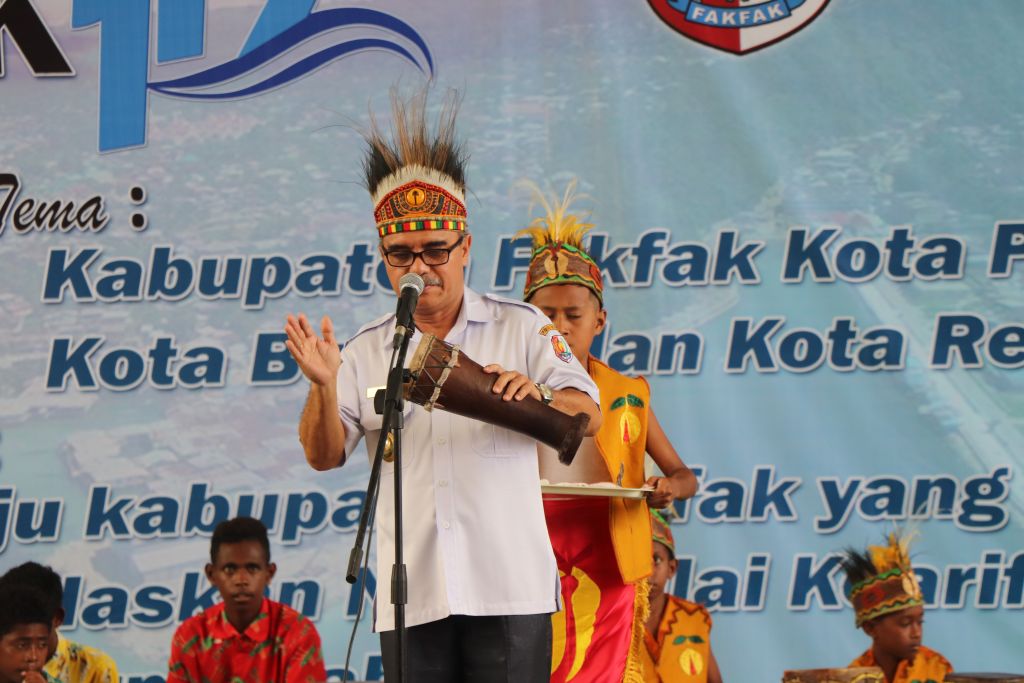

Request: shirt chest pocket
left=452, top=413, right=533, bottom=458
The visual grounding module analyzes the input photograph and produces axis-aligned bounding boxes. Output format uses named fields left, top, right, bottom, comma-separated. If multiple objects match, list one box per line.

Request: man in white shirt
left=284, top=90, right=602, bottom=682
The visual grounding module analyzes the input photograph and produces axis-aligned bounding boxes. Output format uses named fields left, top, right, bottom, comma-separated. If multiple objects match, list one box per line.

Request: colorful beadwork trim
left=374, top=178, right=467, bottom=238
left=523, top=242, right=604, bottom=304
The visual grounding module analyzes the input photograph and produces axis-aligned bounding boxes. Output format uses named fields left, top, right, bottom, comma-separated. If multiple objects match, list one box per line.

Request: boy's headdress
left=362, top=89, right=468, bottom=239
left=517, top=180, right=604, bottom=305
left=651, top=510, right=675, bottom=554
left=840, top=530, right=923, bottom=627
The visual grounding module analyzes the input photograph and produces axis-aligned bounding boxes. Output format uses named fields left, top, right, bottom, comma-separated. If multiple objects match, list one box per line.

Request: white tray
left=541, top=483, right=654, bottom=499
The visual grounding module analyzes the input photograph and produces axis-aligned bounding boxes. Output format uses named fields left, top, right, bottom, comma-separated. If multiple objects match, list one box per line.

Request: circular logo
left=678, top=647, right=704, bottom=676
left=647, top=0, right=833, bottom=56
left=551, top=334, right=574, bottom=363
left=405, top=187, right=427, bottom=206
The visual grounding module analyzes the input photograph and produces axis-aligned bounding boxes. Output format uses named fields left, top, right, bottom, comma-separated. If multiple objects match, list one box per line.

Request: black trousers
left=379, top=613, right=552, bottom=683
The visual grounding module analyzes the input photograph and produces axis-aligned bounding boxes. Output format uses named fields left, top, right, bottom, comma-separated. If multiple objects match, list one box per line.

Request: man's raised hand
left=285, top=313, right=342, bottom=386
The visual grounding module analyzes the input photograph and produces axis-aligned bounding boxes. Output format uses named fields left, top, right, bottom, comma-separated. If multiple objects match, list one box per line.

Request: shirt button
left=438, top=480, right=448, bottom=487
left=437, top=437, right=447, bottom=445
left=443, top=522, right=451, bottom=530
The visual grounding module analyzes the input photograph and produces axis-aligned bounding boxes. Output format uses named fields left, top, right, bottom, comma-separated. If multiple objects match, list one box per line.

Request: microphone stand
left=346, top=326, right=415, bottom=683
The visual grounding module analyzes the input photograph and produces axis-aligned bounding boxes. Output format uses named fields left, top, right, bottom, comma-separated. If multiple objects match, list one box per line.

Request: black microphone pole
left=346, top=272, right=423, bottom=683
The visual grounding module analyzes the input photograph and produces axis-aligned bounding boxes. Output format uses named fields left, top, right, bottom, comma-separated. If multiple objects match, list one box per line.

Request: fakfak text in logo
left=647, top=0, right=831, bottom=55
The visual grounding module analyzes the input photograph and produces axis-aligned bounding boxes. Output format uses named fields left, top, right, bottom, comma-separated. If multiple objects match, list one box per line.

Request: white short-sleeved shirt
left=336, top=287, right=600, bottom=631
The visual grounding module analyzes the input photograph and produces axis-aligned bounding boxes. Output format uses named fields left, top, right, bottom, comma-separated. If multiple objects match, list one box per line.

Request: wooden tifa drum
left=404, top=334, right=590, bottom=464
left=782, top=668, right=885, bottom=683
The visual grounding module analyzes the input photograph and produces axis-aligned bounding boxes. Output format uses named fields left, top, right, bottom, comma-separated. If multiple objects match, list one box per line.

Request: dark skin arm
left=707, top=647, right=724, bottom=683
left=644, top=409, right=698, bottom=508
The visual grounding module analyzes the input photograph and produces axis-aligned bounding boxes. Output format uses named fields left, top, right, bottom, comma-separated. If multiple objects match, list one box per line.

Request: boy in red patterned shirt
left=167, top=517, right=326, bottom=683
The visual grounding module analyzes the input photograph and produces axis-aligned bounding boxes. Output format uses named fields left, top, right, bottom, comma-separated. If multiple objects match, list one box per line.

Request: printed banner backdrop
left=1, top=1, right=1022, bottom=680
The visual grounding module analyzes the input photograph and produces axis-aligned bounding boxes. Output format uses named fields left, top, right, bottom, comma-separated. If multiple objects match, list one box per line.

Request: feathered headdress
left=840, top=529, right=923, bottom=627
left=650, top=510, right=675, bottom=554
left=362, top=89, right=469, bottom=238
left=517, top=180, right=604, bottom=304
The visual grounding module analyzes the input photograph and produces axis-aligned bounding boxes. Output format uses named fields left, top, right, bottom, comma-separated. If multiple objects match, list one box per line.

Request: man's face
left=379, top=231, right=471, bottom=316
left=205, top=540, right=276, bottom=626
left=648, top=540, right=678, bottom=604
left=527, top=284, right=606, bottom=363
left=864, top=605, right=924, bottom=663
left=0, top=624, right=50, bottom=683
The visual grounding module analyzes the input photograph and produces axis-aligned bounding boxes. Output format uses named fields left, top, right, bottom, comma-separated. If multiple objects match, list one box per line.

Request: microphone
left=393, top=273, right=425, bottom=348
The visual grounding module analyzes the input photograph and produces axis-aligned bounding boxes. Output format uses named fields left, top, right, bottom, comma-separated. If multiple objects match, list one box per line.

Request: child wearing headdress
left=520, top=182, right=698, bottom=682
left=642, top=511, right=722, bottom=683
left=840, top=532, right=953, bottom=683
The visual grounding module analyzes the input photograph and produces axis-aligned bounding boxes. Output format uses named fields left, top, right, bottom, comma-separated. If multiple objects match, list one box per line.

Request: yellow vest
left=849, top=645, right=953, bottom=683
left=589, top=357, right=653, bottom=583
left=641, top=596, right=713, bottom=683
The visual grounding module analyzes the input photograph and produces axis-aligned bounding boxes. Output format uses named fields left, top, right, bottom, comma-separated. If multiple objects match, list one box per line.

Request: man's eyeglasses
left=382, top=233, right=465, bottom=267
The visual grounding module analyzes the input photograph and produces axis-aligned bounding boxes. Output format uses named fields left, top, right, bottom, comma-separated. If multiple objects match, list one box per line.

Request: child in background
left=167, top=516, right=326, bottom=683
left=840, top=532, right=952, bottom=683
left=0, top=584, right=53, bottom=683
left=642, top=511, right=722, bottom=683
left=0, top=562, right=118, bottom=683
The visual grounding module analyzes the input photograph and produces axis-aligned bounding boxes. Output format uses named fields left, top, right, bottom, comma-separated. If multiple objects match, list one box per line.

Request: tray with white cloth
left=540, top=480, right=654, bottom=499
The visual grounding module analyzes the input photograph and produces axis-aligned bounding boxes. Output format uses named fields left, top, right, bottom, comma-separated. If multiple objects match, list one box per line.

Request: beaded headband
left=372, top=165, right=467, bottom=238
left=518, top=180, right=603, bottom=304
left=651, top=510, right=675, bottom=554
left=843, top=531, right=924, bottom=627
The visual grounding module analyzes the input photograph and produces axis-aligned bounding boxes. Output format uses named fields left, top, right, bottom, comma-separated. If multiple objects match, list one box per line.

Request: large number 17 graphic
left=69, top=0, right=432, bottom=151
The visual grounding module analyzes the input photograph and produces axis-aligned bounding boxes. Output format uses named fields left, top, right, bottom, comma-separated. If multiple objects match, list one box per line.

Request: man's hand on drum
left=483, top=365, right=541, bottom=402
left=284, top=313, right=342, bottom=386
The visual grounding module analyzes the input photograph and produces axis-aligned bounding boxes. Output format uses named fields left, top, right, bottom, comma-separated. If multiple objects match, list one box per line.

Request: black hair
left=361, top=88, right=468, bottom=196
left=0, top=561, right=62, bottom=618
left=0, top=584, right=53, bottom=638
left=839, top=547, right=878, bottom=595
left=210, top=516, right=271, bottom=565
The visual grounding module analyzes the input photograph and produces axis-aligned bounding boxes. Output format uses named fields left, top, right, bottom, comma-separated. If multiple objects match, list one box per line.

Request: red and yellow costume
left=522, top=182, right=653, bottom=682
left=849, top=646, right=952, bottom=683
left=641, top=596, right=714, bottom=683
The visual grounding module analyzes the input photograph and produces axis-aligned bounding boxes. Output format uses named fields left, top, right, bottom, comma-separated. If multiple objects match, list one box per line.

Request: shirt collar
left=858, top=648, right=911, bottom=677
left=207, top=598, right=271, bottom=641
left=449, top=287, right=494, bottom=338
left=378, top=287, right=493, bottom=348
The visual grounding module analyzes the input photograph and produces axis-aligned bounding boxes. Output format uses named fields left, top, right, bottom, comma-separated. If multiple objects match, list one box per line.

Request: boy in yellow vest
left=642, top=511, right=722, bottom=683
left=840, top=533, right=952, bottom=683
left=521, top=182, right=698, bottom=682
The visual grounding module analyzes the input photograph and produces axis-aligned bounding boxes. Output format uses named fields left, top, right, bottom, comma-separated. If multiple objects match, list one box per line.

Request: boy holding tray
left=520, top=181, right=698, bottom=682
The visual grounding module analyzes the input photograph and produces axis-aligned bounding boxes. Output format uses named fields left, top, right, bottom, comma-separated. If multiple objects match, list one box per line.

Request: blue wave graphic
left=148, top=8, right=432, bottom=99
